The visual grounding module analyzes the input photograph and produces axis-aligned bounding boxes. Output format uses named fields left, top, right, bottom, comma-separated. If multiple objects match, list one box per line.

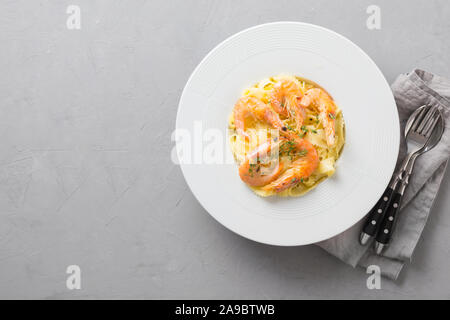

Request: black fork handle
left=375, top=192, right=402, bottom=245
left=360, top=186, right=395, bottom=244
left=374, top=154, right=417, bottom=254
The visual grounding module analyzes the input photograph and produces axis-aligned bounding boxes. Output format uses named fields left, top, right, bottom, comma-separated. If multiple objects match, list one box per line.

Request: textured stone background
left=0, top=0, right=449, bottom=299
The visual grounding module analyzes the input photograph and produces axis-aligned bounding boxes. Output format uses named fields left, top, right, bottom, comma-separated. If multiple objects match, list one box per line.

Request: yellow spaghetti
left=228, top=74, right=345, bottom=197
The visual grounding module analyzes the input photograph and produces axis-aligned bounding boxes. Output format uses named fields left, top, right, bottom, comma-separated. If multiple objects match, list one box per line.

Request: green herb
left=280, top=140, right=297, bottom=159
left=329, top=113, right=336, bottom=119
left=311, top=129, right=318, bottom=134
left=301, top=125, right=308, bottom=133
left=300, top=178, right=304, bottom=183
left=297, top=150, right=308, bottom=157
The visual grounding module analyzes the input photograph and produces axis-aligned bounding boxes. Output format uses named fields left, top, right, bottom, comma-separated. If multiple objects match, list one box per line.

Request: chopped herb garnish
left=311, top=129, right=318, bottom=134
left=301, top=125, right=308, bottom=133
left=300, top=178, right=304, bottom=183
left=297, top=150, right=308, bottom=157
left=329, top=113, right=336, bottom=119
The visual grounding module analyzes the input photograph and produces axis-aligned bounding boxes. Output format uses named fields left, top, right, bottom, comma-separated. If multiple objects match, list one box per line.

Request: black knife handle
left=361, top=187, right=394, bottom=238
left=375, top=192, right=402, bottom=245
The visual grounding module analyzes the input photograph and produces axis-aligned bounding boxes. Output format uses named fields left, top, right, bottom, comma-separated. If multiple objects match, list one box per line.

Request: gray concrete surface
left=0, top=0, right=449, bottom=299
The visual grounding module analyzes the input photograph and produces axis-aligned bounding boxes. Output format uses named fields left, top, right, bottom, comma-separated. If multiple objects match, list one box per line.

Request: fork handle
left=374, top=191, right=402, bottom=246
left=374, top=155, right=417, bottom=254
left=359, top=186, right=395, bottom=244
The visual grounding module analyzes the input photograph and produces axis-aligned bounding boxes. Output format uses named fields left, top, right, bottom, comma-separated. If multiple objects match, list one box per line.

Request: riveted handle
left=375, top=192, right=402, bottom=245
left=360, top=187, right=394, bottom=244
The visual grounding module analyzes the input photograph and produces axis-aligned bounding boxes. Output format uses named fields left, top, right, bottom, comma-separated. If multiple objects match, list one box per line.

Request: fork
left=360, top=105, right=440, bottom=249
left=373, top=105, right=441, bottom=253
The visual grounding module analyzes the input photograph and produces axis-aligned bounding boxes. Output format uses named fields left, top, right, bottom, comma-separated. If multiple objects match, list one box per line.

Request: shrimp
left=270, top=79, right=306, bottom=131
left=233, top=96, right=284, bottom=140
left=239, top=139, right=283, bottom=187
left=262, top=136, right=319, bottom=193
left=300, top=88, right=337, bottom=147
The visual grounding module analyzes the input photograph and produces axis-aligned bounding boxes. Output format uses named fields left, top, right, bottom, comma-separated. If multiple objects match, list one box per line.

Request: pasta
left=228, top=74, right=345, bottom=197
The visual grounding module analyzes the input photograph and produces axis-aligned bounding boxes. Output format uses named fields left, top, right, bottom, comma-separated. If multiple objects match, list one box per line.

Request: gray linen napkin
left=317, top=69, right=450, bottom=280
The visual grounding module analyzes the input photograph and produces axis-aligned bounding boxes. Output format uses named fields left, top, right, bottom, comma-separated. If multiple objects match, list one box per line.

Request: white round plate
left=176, top=22, right=399, bottom=246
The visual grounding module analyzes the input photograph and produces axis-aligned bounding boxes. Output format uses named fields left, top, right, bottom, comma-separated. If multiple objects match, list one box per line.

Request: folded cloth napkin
left=317, top=69, right=450, bottom=280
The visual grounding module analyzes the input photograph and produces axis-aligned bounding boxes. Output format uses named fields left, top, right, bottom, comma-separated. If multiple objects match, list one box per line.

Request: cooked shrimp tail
left=262, top=136, right=319, bottom=193
left=300, top=88, right=337, bottom=147
left=239, top=140, right=283, bottom=187
left=270, top=79, right=306, bottom=131
left=234, top=96, right=284, bottom=140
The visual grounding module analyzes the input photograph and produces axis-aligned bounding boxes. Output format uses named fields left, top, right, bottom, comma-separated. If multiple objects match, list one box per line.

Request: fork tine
left=424, top=112, right=441, bottom=138
left=416, top=105, right=436, bottom=134
left=421, top=107, right=438, bottom=134
left=410, top=105, right=429, bottom=133
left=406, top=106, right=424, bottom=135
